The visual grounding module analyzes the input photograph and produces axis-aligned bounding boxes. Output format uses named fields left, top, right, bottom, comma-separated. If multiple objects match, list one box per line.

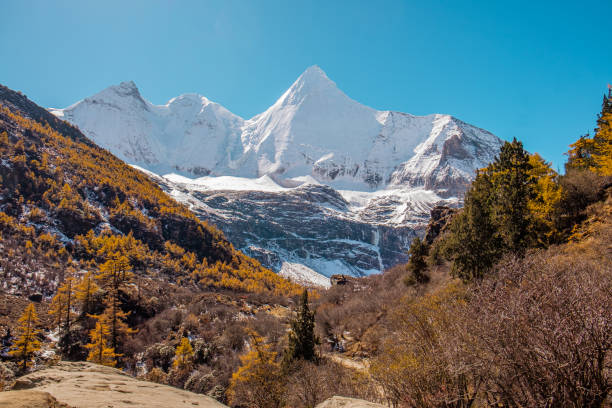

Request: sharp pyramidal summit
left=50, top=66, right=503, bottom=284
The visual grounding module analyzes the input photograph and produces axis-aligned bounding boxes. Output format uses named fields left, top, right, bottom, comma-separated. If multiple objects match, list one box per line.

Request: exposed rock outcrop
left=0, top=390, right=70, bottom=408
left=153, top=175, right=434, bottom=281
left=424, top=205, right=459, bottom=244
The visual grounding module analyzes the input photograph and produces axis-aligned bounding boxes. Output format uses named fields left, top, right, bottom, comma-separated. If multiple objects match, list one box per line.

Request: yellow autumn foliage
left=85, top=321, right=120, bottom=367
left=10, top=303, right=42, bottom=372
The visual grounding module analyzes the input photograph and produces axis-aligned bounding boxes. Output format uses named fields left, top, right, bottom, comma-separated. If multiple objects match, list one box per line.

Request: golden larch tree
left=10, top=303, right=42, bottom=372
left=75, top=270, right=99, bottom=315
left=173, top=337, right=194, bottom=369
left=528, top=153, right=563, bottom=246
left=96, top=254, right=133, bottom=294
left=227, top=330, right=284, bottom=408
left=85, top=320, right=120, bottom=367
left=49, top=270, right=76, bottom=335
left=93, top=306, right=135, bottom=354
left=567, top=88, right=612, bottom=175
left=593, top=110, right=612, bottom=175
left=95, top=255, right=135, bottom=351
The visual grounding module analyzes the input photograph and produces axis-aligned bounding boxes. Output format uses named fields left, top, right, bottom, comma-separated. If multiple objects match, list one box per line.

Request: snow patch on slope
left=278, top=262, right=331, bottom=288
left=164, top=174, right=290, bottom=192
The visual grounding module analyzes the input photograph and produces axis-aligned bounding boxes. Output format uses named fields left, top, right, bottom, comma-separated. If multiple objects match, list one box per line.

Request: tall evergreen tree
left=490, top=138, right=535, bottom=255
left=406, top=237, right=429, bottom=283
left=447, top=170, right=501, bottom=281
left=283, top=289, right=318, bottom=366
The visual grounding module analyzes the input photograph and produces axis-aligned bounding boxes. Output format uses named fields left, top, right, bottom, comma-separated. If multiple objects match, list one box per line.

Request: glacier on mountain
left=50, top=66, right=504, bottom=285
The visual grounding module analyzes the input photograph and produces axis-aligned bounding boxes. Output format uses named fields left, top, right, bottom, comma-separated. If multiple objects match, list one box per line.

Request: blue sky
left=1, top=0, right=611, bottom=171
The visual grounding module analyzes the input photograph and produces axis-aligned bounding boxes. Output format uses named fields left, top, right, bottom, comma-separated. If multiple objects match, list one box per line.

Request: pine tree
left=566, top=88, right=612, bottom=175
left=406, top=237, right=429, bottom=284
left=9, top=303, right=42, bottom=372
left=592, top=89, right=612, bottom=175
left=283, top=289, right=318, bottom=366
left=228, top=331, right=284, bottom=408
left=85, top=321, right=120, bottom=367
left=49, top=270, right=76, bottom=336
left=75, top=271, right=99, bottom=316
left=490, top=138, right=535, bottom=254
left=447, top=170, right=501, bottom=281
left=173, top=337, right=194, bottom=369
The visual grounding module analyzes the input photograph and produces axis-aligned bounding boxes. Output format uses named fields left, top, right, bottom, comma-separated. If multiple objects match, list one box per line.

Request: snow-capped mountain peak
left=50, top=66, right=503, bottom=193
left=276, top=65, right=345, bottom=105
left=91, top=80, right=146, bottom=107
left=49, top=67, right=504, bottom=281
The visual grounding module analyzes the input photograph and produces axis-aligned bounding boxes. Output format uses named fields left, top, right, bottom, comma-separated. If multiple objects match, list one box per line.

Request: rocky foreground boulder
left=0, top=390, right=69, bottom=408
left=2, top=362, right=227, bottom=408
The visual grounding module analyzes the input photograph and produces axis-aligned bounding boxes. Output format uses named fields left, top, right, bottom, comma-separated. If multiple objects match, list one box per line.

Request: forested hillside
left=0, top=84, right=304, bottom=402
left=311, top=91, right=612, bottom=407
left=0, top=84, right=300, bottom=297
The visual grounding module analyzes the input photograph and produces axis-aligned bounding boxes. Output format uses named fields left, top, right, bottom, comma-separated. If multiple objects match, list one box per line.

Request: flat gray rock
left=9, top=361, right=227, bottom=408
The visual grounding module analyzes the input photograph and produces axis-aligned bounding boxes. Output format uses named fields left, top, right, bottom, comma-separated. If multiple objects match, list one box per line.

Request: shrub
left=143, top=342, right=175, bottom=372
left=145, top=367, right=167, bottom=384
left=184, top=367, right=215, bottom=394
left=285, top=359, right=380, bottom=408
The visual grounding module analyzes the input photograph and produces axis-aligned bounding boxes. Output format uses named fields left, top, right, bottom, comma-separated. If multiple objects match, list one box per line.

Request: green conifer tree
left=283, top=289, right=318, bottom=367
left=566, top=88, right=612, bottom=175
left=447, top=170, right=501, bottom=281
left=406, top=237, right=429, bottom=284
left=490, top=138, right=535, bottom=254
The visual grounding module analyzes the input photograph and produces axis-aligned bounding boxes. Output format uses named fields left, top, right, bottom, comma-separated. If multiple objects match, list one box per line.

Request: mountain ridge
left=50, top=66, right=503, bottom=194
left=48, top=67, right=504, bottom=280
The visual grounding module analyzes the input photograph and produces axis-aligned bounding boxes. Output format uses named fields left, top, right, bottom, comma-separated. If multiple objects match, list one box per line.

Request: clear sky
left=1, top=0, right=611, bottom=171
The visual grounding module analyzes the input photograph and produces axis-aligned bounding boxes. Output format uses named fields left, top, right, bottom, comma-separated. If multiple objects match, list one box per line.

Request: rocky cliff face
left=146, top=170, right=456, bottom=285
left=424, top=205, right=459, bottom=244
left=49, top=66, right=503, bottom=282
